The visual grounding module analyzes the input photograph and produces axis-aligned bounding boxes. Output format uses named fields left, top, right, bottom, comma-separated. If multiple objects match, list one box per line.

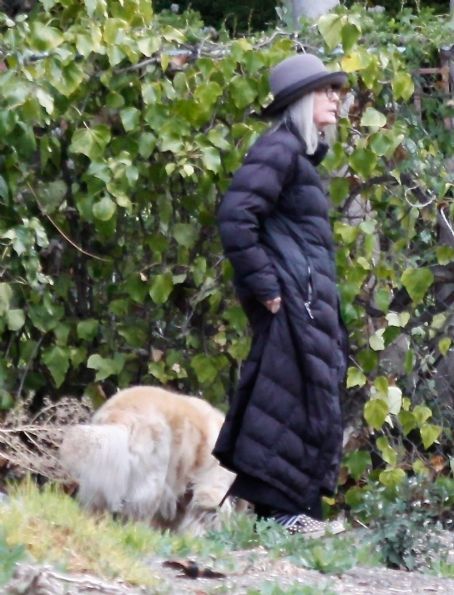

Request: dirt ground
left=4, top=547, right=454, bottom=595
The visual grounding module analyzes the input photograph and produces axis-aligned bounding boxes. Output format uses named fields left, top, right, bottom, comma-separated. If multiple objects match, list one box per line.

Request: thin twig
left=439, top=206, right=454, bottom=240
left=9, top=564, right=143, bottom=594
left=352, top=517, right=370, bottom=530
left=0, top=424, right=66, bottom=434
left=27, top=183, right=110, bottom=262
left=16, top=335, right=43, bottom=399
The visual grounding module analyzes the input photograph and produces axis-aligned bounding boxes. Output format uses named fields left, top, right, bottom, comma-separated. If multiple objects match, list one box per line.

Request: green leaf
left=92, top=195, right=116, bottom=221
left=41, top=0, right=57, bottom=10
left=15, top=123, right=37, bottom=158
left=436, top=246, right=454, bottom=265
left=38, top=180, right=67, bottom=214
left=349, top=148, right=377, bottom=177
left=137, top=35, right=161, bottom=57
left=345, top=486, right=366, bottom=508
left=392, top=72, right=414, bottom=101
left=385, top=311, right=410, bottom=328
left=87, top=353, right=125, bottom=381
left=70, top=347, right=88, bottom=368
left=374, top=376, right=388, bottom=396
left=195, top=82, right=223, bottom=107
left=356, top=349, right=378, bottom=374
left=438, top=337, right=452, bottom=356
left=36, top=88, right=54, bottom=115
left=370, top=132, right=393, bottom=157
left=364, top=398, right=389, bottom=430
left=42, top=346, right=70, bottom=388
left=103, top=18, right=128, bottom=44
left=398, top=411, right=417, bottom=435
left=207, top=128, right=231, bottom=151
left=173, top=223, right=197, bottom=248
left=379, top=467, right=406, bottom=488
left=0, top=283, right=12, bottom=315
left=330, top=178, right=350, bottom=205
left=341, top=23, right=361, bottom=53
left=413, top=405, right=432, bottom=427
left=200, top=146, right=221, bottom=172
left=376, top=436, right=398, bottom=466
left=374, top=288, right=392, bottom=312
left=412, top=459, right=430, bottom=476
left=120, top=107, right=141, bottom=132
left=369, top=329, right=385, bottom=351
left=30, top=22, right=63, bottom=51
left=190, top=354, right=219, bottom=384
left=346, top=366, right=367, bottom=389
left=420, top=423, right=442, bottom=450
left=149, top=272, right=173, bottom=304
left=404, top=349, right=414, bottom=375
left=230, top=78, right=257, bottom=110
left=29, top=302, right=60, bottom=333
left=0, top=175, right=9, bottom=201
left=6, top=309, right=25, bottom=331
left=138, top=132, right=156, bottom=158
left=84, top=0, right=107, bottom=18
left=360, top=108, right=387, bottom=129
left=118, top=324, right=147, bottom=348
left=77, top=319, right=99, bottom=341
left=76, top=27, right=103, bottom=56
left=343, top=450, right=371, bottom=481
left=387, top=386, right=402, bottom=415
left=223, top=306, right=248, bottom=333
left=48, top=61, right=85, bottom=97
left=334, top=222, right=359, bottom=244
left=70, top=125, right=111, bottom=161
left=371, top=130, right=404, bottom=158
left=401, top=268, right=434, bottom=305
left=0, top=389, right=14, bottom=411
left=341, top=48, right=371, bottom=73
left=192, top=256, right=207, bottom=287
left=318, top=14, right=344, bottom=50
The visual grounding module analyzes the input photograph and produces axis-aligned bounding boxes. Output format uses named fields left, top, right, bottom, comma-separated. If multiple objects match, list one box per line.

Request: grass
left=0, top=479, right=452, bottom=591
left=0, top=479, right=224, bottom=588
left=0, top=530, right=26, bottom=585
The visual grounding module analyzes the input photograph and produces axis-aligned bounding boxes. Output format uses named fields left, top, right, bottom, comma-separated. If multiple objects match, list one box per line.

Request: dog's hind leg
left=120, top=414, right=173, bottom=522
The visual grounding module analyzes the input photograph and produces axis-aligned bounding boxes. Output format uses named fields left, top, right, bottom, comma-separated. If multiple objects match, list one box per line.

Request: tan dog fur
left=59, top=386, right=239, bottom=534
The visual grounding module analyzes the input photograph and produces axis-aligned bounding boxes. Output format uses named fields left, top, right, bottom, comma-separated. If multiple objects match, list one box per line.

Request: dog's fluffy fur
left=59, top=386, right=239, bottom=534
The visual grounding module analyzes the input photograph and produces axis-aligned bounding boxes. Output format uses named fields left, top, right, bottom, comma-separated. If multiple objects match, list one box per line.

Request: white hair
left=285, top=93, right=319, bottom=155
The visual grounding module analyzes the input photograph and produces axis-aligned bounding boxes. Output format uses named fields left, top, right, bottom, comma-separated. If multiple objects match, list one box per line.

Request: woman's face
left=313, top=88, right=340, bottom=129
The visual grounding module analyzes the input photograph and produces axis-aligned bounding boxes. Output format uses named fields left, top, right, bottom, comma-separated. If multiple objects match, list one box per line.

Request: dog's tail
left=60, top=424, right=131, bottom=514
left=60, top=416, right=172, bottom=520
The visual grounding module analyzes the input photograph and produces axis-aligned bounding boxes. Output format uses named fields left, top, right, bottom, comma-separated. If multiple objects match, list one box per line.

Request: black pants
left=230, top=473, right=323, bottom=520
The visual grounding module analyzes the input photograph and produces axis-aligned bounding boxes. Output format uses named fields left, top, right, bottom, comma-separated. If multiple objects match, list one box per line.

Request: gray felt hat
left=261, top=53, right=347, bottom=117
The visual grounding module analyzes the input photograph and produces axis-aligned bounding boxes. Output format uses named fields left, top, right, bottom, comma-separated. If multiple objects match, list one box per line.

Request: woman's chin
left=315, top=117, right=338, bottom=130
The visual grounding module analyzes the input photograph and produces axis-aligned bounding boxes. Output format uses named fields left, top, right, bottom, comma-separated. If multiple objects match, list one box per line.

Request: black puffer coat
left=213, top=121, right=348, bottom=508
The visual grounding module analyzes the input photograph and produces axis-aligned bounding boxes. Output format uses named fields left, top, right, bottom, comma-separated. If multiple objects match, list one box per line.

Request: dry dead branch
left=0, top=396, right=92, bottom=482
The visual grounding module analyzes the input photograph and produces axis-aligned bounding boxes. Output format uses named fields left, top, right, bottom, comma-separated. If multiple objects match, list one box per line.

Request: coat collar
left=281, top=120, right=329, bottom=166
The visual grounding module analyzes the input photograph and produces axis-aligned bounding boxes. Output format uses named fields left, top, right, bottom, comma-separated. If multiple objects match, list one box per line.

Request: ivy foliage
left=155, top=2, right=450, bottom=32
left=155, top=0, right=277, bottom=33
left=0, top=1, right=452, bottom=488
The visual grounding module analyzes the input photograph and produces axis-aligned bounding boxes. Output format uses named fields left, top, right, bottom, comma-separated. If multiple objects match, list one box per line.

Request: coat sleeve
left=217, top=133, right=297, bottom=302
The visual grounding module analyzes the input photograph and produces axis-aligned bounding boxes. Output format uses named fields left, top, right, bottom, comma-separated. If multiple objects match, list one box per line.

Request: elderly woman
left=213, top=53, right=349, bottom=536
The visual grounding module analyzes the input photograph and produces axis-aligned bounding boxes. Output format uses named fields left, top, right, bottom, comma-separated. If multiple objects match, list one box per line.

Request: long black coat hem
left=214, top=448, right=332, bottom=511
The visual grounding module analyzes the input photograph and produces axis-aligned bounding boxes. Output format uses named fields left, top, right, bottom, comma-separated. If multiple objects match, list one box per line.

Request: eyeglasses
left=322, top=87, right=340, bottom=100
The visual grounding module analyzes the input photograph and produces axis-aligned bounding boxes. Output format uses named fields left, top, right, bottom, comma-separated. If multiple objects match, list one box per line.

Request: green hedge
left=0, top=0, right=452, bottom=489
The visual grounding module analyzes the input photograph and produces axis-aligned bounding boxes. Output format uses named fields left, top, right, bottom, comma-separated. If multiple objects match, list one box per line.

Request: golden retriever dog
left=59, top=386, right=240, bottom=534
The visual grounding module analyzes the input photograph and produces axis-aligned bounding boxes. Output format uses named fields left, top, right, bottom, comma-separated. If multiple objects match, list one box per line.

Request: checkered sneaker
left=276, top=513, right=346, bottom=538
